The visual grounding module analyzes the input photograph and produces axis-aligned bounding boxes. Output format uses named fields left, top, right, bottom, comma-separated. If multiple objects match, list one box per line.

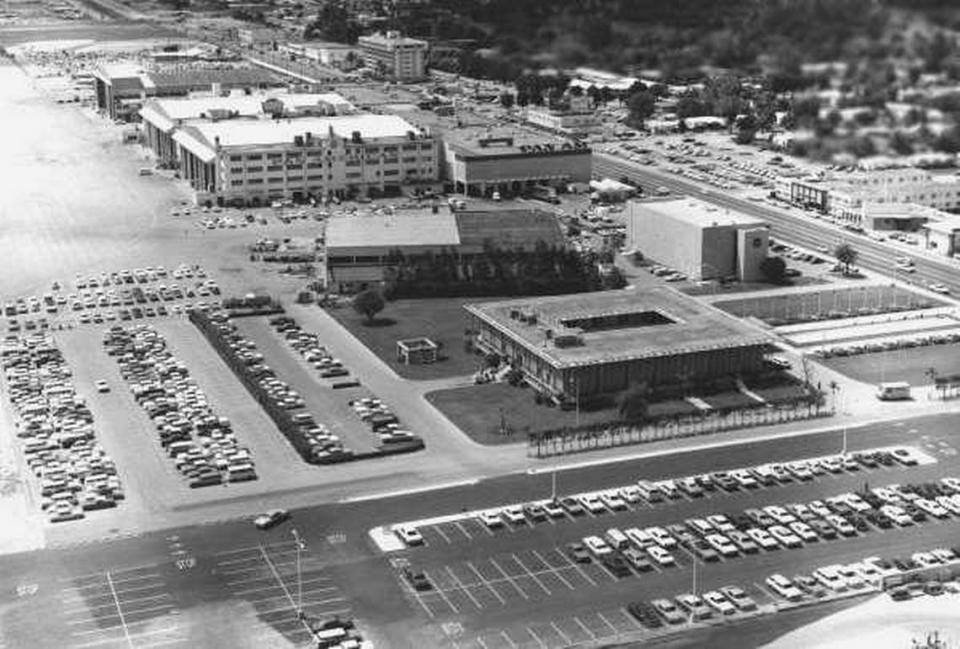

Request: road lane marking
left=445, top=566, right=483, bottom=609
left=513, top=554, right=550, bottom=595
left=466, top=561, right=506, bottom=605
left=488, top=559, right=529, bottom=600
left=105, top=572, right=135, bottom=649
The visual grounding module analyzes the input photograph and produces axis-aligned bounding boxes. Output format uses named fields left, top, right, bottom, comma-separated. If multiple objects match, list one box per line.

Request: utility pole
left=291, top=529, right=305, bottom=618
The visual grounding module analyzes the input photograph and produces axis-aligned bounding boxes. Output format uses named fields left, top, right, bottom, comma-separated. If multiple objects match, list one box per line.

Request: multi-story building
left=524, top=91, right=601, bottom=136
left=357, top=31, right=428, bottom=81
left=625, top=199, right=769, bottom=282
left=171, top=113, right=438, bottom=206
left=442, top=128, right=591, bottom=197
left=139, top=92, right=357, bottom=165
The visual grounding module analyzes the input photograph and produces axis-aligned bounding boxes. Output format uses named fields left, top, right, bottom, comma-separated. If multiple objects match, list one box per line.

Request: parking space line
left=500, top=630, right=518, bottom=648
left=466, top=562, right=506, bottom=605
left=753, top=581, right=780, bottom=604
left=526, top=626, right=547, bottom=649
left=476, top=521, right=495, bottom=536
left=530, top=550, right=572, bottom=591
left=257, top=545, right=318, bottom=638
left=488, top=559, right=529, bottom=600
left=550, top=622, right=571, bottom=645
left=453, top=520, right=473, bottom=540
left=445, top=567, right=483, bottom=609
left=476, top=636, right=490, bottom=649
left=425, top=572, right=460, bottom=615
left=512, top=554, right=550, bottom=595
left=573, top=616, right=596, bottom=640
left=432, top=525, right=453, bottom=544
left=556, top=550, right=597, bottom=586
left=596, top=612, right=619, bottom=636
left=105, top=572, right=135, bottom=649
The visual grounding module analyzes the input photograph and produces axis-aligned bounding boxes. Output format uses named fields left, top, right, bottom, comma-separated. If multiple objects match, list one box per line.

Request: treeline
left=381, top=241, right=624, bottom=299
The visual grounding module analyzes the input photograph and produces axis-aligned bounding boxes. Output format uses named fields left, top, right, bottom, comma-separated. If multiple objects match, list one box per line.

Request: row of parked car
left=0, top=333, right=123, bottom=522
left=204, top=311, right=352, bottom=462
left=348, top=397, right=419, bottom=448
left=268, top=316, right=354, bottom=381
left=627, top=585, right=760, bottom=629
left=102, top=324, right=257, bottom=488
left=75, top=264, right=206, bottom=290
left=813, top=331, right=960, bottom=359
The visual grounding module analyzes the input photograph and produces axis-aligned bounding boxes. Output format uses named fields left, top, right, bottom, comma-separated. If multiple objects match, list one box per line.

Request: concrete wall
left=627, top=204, right=705, bottom=278
left=447, top=150, right=591, bottom=185
left=737, top=227, right=769, bottom=282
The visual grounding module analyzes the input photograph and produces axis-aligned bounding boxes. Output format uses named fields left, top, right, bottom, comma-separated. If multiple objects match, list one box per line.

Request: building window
left=229, top=155, right=242, bottom=161
left=267, top=165, right=283, bottom=172
left=230, top=167, right=243, bottom=173
left=246, top=154, right=262, bottom=161
left=268, top=177, right=283, bottom=184
left=230, top=180, right=243, bottom=186
left=247, top=166, right=262, bottom=173
left=346, top=172, right=361, bottom=178
left=248, top=178, right=263, bottom=185
left=307, top=163, right=323, bottom=169
left=384, top=169, right=399, bottom=176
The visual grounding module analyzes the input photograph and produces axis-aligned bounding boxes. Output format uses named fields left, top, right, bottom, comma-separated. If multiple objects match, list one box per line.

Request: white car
left=766, top=573, right=803, bottom=601
left=618, top=486, right=642, bottom=503
left=813, top=565, right=847, bottom=592
left=705, top=534, right=738, bottom=558
left=880, top=505, right=913, bottom=527
left=912, top=551, right=942, bottom=568
left=768, top=525, right=803, bottom=549
left=646, top=526, right=678, bottom=549
left=646, top=545, right=676, bottom=566
left=937, top=495, right=960, bottom=516
left=763, top=505, right=796, bottom=525
left=746, top=527, right=779, bottom=550
left=253, top=509, right=290, bottom=530
left=625, top=527, right=654, bottom=548
left=393, top=524, right=424, bottom=546
left=916, top=498, right=949, bottom=519
left=789, top=521, right=818, bottom=543
left=599, top=491, right=628, bottom=511
left=578, top=494, right=606, bottom=514
left=929, top=282, right=950, bottom=294
left=836, top=564, right=865, bottom=589
left=583, top=535, right=613, bottom=557
left=542, top=500, right=565, bottom=518
left=702, top=590, right=736, bottom=615
left=706, top=514, right=736, bottom=533
left=479, top=510, right=504, bottom=528
left=932, top=548, right=957, bottom=563
left=809, top=500, right=833, bottom=519
left=501, top=506, right=526, bottom=525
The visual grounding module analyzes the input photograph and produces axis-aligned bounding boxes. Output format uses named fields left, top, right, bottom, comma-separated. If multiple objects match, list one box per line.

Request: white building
left=524, top=92, right=601, bottom=136
left=357, top=31, right=427, bottom=81
left=170, top=113, right=438, bottom=206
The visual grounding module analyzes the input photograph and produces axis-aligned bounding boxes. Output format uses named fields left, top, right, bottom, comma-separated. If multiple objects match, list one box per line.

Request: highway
left=0, top=413, right=957, bottom=649
left=593, top=153, right=960, bottom=296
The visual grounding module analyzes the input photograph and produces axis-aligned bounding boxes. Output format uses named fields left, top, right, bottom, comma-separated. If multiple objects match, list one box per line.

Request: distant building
left=170, top=113, right=438, bottom=206
left=923, top=214, right=960, bottom=258
left=441, top=128, right=591, bottom=197
left=324, top=208, right=564, bottom=292
left=466, top=288, right=771, bottom=401
left=357, top=31, right=428, bottom=81
left=238, top=27, right=277, bottom=46
left=524, top=91, right=601, bottom=136
left=625, top=198, right=769, bottom=282
left=281, top=41, right=359, bottom=69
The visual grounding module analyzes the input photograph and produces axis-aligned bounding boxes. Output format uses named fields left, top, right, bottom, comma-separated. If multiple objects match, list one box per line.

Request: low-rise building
left=524, top=91, right=601, bottom=136
left=441, top=128, right=591, bottom=197
left=625, top=198, right=769, bottom=281
left=357, top=31, right=428, bottom=81
left=466, top=287, right=771, bottom=400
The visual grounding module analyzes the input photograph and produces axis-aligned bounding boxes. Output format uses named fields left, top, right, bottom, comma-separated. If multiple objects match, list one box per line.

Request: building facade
left=442, top=131, right=591, bottom=197
left=171, top=114, right=438, bottom=206
left=466, top=289, right=770, bottom=400
left=357, top=31, right=428, bottom=81
left=625, top=199, right=769, bottom=281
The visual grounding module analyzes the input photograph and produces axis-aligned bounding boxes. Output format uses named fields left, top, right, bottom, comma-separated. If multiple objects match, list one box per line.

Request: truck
left=876, top=382, right=911, bottom=401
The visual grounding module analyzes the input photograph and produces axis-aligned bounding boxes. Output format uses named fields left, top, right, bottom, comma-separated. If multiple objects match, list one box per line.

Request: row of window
left=226, top=144, right=433, bottom=163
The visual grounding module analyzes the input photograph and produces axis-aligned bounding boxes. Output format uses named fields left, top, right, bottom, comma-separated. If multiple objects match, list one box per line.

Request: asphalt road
left=593, top=153, right=960, bottom=296
left=1, top=413, right=957, bottom=649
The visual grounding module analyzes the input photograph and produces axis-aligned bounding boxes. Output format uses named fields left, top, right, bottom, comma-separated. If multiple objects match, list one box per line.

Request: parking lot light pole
left=291, top=529, right=305, bottom=617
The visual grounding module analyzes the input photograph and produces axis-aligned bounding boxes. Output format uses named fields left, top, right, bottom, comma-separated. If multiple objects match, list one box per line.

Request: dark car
left=623, top=548, right=653, bottom=572
left=855, top=453, right=879, bottom=469
left=522, top=503, right=547, bottom=522
left=627, top=601, right=664, bottom=629
left=560, top=497, right=585, bottom=516
left=567, top=542, right=591, bottom=563
left=404, top=568, right=432, bottom=591
left=809, top=519, right=838, bottom=540
left=254, top=509, right=291, bottom=530
left=602, top=554, right=633, bottom=578
left=691, top=540, right=720, bottom=562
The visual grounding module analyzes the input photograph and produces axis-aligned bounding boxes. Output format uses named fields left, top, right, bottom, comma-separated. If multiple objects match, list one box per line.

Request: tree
left=889, top=131, right=913, bottom=156
left=834, top=243, right=859, bottom=274
left=625, top=90, right=656, bottom=129
left=499, top=91, right=515, bottom=109
left=759, top=256, right=788, bottom=284
left=353, top=289, right=385, bottom=323
left=734, top=113, right=757, bottom=144
left=618, top=382, right=649, bottom=422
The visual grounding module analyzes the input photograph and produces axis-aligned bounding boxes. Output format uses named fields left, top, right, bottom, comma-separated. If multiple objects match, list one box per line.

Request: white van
left=876, top=382, right=911, bottom=401
left=138, top=168, right=153, bottom=176
left=604, top=528, right=629, bottom=551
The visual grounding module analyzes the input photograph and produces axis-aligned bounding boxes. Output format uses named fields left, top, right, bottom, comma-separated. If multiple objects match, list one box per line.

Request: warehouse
left=442, top=128, right=591, bottom=198
left=466, top=288, right=771, bottom=401
left=625, top=198, right=769, bottom=281
left=324, top=208, right=564, bottom=292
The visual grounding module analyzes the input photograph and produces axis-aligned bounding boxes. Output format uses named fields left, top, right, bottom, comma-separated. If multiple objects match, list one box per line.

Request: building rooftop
left=358, top=31, right=427, bottom=47
left=455, top=209, right=564, bottom=251
left=443, top=128, right=588, bottom=158
left=147, top=67, right=281, bottom=91
left=326, top=212, right=460, bottom=250
left=466, top=287, right=771, bottom=369
left=140, top=93, right=356, bottom=132
left=629, top=198, right=767, bottom=229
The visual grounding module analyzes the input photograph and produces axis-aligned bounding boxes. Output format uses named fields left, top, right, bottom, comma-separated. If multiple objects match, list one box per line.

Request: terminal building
left=357, top=31, right=428, bottom=81
left=625, top=199, right=769, bottom=281
left=441, top=129, right=591, bottom=198
left=465, top=288, right=771, bottom=400
left=324, top=208, right=564, bottom=293
left=170, top=113, right=438, bottom=206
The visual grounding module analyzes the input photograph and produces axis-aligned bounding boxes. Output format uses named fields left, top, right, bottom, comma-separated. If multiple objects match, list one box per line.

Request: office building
left=357, top=31, right=428, bottom=81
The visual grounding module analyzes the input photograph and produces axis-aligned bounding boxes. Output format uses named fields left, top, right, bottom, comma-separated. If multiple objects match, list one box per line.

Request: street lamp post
left=291, top=529, right=305, bottom=617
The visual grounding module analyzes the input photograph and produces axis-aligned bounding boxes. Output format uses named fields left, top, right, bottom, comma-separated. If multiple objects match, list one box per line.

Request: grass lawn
left=715, top=285, right=939, bottom=324
left=327, top=297, right=495, bottom=380
left=820, top=344, right=960, bottom=387
left=702, top=391, right=761, bottom=410
left=680, top=275, right=825, bottom=297
left=427, top=383, right=702, bottom=446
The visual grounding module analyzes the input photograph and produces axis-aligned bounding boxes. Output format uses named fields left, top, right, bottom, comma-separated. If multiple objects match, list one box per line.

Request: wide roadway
left=0, top=413, right=957, bottom=649
left=593, top=153, right=960, bottom=296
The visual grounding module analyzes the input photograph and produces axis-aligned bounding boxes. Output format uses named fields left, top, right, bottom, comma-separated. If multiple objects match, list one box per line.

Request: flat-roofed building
left=357, top=31, right=427, bottom=81
left=171, top=113, right=438, bottom=206
left=139, top=92, right=357, bottom=165
left=466, top=287, right=771, bottom=400
left=442, top=128, right=591, bottom=198
left=324, top=208, right=564, bottom=292
left=625, top=198, right=769, bottom=281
